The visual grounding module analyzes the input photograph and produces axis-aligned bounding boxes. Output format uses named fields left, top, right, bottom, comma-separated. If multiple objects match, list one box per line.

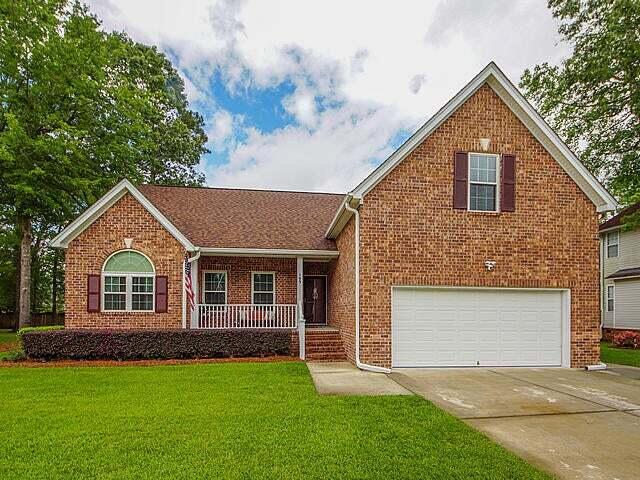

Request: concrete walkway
left=307, top=362, right=411, bottom=396
left=391, top=366, right=640, bottom=480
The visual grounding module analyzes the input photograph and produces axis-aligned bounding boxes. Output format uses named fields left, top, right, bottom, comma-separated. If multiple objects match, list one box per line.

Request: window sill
left=465, top=209, right=502, bottom=215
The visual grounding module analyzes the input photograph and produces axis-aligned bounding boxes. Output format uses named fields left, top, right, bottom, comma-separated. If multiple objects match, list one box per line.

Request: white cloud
left=207, top=110, right=236, bottom=151
left=210, top=103, right=408, bottom=193
left=86, top=0, right=569, bottom=192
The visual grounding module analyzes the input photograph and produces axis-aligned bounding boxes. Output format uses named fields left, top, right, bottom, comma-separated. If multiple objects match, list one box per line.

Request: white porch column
left=297, top=256, right=305, bottom=360
left=191, top=257, right=199, bottom=328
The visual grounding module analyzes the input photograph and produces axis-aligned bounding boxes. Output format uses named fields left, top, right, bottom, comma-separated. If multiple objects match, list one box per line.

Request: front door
left=303, top=276, right=326, bottom=325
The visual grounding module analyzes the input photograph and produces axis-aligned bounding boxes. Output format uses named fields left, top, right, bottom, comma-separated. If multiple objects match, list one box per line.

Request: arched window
left=102, top=250, right=155, bottom=312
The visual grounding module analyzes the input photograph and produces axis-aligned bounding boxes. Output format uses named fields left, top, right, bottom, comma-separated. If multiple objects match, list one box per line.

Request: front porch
left=186, top=253, right=344, bottom=360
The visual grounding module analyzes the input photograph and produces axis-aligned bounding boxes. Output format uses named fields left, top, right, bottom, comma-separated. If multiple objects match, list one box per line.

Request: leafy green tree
left=520, top=0, right=640, bottom=207
left=0, top=0, right=208, bottom=327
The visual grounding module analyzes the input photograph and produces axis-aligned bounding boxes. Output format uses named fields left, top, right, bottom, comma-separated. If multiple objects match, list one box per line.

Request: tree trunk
left=18, top=216, right=32, bottom=329
left=14, top=244, right=21, bottom=332
left=52, top=250, right=58, bottom=322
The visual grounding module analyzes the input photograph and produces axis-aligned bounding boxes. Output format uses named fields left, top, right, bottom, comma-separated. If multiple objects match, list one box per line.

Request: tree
left=520, top=0, right=640, bottom=207
left=0, top=0, right=208, bottom=327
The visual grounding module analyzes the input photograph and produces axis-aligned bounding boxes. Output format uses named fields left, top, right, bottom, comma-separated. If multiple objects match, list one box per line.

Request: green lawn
left=0, top=329, right=17, bottom=349
left=0, top=362, right=549, bottom=479
left=601, top=342, right=640, bottom=367
left=0, top=329, right=18, bottom=360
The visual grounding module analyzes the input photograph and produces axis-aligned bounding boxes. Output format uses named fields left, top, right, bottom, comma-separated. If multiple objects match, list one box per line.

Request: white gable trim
left=326, top=62, right=617, bottom=239
left=50, top=179, right=196, bottom=250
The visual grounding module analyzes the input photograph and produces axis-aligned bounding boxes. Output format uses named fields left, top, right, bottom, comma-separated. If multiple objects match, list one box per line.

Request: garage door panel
left=392, top=288, right=564, bottom=368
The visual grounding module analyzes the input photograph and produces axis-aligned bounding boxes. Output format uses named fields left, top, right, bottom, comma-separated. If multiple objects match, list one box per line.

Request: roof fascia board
left=199, top=247, right=339, bottom=258
left=599, top=225, right=623, bottom=234
left=50, top=179, right=196, bottom=250
left=611, top=275, right=640, bottom=281
left=325, top=194, right=362, bottom=239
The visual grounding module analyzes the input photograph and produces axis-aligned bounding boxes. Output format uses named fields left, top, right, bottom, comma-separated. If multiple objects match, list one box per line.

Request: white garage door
left=392, top=288, right=565, bottom=368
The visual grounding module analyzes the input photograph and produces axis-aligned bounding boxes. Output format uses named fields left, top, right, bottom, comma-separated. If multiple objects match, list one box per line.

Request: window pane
left=253, top=274, right=274, bottom=292
left=104, top=276, right=126, bottom=293
left=132, top=293, right=154, bottom=311
left=607, top=245, right=618, bottom=258
left=204, top=272, right=226, bottom=292
left=469, top=184, right=496, bottom=211
left=132, top=276, right=153, bottom=293
left=205, top=292, right=226, bottom=305
left=104, top=251, right=153, bottom=273
left=253, top=292, right=274, bottom=305
left=104, top=293, right=126, bottom=310
left=469, top=154, right=497, bottom=183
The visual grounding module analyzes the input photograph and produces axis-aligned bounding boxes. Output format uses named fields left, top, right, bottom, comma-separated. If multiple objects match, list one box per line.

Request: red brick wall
left=197, top=256, right=296, bottom=304
left=65, top=193, right=185, bottom=329
left=304, top=261, right=329, bottom=276
left=327, top=218, right=356, bottom=362
left=357, top=84, right=600, bottom=368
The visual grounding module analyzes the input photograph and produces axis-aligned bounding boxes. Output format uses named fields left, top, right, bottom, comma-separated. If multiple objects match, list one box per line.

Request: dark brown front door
left=303, top=276, right=326, bottom=325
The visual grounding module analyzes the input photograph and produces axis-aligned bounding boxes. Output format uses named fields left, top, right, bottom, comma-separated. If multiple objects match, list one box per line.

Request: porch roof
left=138, top=184, right=344, bottom=252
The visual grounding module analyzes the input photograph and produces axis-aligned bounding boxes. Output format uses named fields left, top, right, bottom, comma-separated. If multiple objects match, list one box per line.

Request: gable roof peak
left=326, top=62, right=617, bottom=238
left=50, top=178, right=196, bottom=250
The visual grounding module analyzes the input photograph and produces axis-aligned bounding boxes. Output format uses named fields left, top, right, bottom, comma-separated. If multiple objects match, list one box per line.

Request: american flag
left=184, top=255, right=195, bottom=311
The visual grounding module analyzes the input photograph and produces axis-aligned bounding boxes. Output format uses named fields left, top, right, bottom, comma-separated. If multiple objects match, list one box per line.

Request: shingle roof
left=607, top=267, right=640, bottom=280
left=600, top=201, right=640, bottom=231
left=138, top=185, right=344, bottom=251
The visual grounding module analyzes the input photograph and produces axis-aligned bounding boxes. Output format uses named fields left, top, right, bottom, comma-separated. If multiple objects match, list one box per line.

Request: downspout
left=343, top=200, right=392, bottom=374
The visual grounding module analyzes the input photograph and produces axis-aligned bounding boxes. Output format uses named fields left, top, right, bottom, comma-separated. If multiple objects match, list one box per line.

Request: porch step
left=305, top=328, right=346, bottom=361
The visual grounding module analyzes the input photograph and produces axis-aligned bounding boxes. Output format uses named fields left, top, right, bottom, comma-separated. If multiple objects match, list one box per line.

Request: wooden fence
left=0, top=312, right=65, bottom=330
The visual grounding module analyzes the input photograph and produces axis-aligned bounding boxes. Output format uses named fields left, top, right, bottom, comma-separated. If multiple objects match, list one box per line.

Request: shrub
left=22, top=329, right=294, bottom=361
left=612, top=330, right=640, bottom=349
left=17, top=325, right=64, bottom=342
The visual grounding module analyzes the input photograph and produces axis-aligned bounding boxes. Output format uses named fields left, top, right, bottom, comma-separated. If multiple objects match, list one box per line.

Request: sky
left=86, top=0, right=569, bottom=194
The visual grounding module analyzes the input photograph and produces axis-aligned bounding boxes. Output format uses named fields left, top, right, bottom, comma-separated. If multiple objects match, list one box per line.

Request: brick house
left=51, top=63, right=617, bottom=370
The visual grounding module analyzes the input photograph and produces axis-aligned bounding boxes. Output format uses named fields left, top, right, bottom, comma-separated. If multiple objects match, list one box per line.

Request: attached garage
left=392, top=287, right=570, bottom=368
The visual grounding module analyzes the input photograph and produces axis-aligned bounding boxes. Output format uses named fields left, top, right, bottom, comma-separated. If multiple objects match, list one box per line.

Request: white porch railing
left=196, top=304, right=298, bottom=329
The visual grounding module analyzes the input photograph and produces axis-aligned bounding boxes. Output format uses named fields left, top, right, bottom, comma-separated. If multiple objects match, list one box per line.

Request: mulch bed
left=0, top=356, right=299, bottom=368
left=0, top=342, right=18, bottom=353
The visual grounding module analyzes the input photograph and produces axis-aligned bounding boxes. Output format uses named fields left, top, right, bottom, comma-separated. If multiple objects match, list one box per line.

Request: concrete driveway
left=391, top=367, right=640, bottom=480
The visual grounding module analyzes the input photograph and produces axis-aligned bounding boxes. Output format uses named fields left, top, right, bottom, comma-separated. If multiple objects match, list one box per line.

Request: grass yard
left=0, top=329, right=17, bottom=350
left=0, top=362, right=549, bottom=479
left=601, top=342, right=640, bottom=367
left=0, top=329, right=18, bottom=360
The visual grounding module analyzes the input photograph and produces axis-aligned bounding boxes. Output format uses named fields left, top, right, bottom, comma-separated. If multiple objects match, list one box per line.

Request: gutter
left=343, top=199, right=392, bottom=374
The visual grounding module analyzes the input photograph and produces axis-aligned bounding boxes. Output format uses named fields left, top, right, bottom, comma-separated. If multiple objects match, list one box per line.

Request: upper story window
left=204, top=271, right=226, bottom=304
left=252, top=272, right=275, bottom=305
left=102, top=250, right=154, bottom=312
left=468, top=153, right=499, bottom=212
left=606, top=231, right=619, bottom=258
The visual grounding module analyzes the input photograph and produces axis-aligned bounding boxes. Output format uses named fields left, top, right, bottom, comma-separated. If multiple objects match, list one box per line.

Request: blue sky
left=89, top=0, right=567, bottom=193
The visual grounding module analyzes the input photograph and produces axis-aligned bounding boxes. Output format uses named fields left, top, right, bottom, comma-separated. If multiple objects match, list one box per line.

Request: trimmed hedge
left=22, top=329, right=294, bottom=361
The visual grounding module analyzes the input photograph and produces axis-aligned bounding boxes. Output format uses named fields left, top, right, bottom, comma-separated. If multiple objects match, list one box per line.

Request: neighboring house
left=51, top=63, right=617, bottom=370
left=600, top=202, right=640, bottom=339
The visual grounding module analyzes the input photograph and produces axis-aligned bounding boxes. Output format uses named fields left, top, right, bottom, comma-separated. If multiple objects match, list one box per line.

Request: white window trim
left=606, top=231, right=620, bottom=258
left=202, top=270, right=227, bottom=305
left=607, top=284, right=615, bottom=312
left=251, top=271, right=276, bottom=305
left=101, top=273, right=155, bottom=312
left=101, top=249, right=156, bottom=313
left=467, top=152, right=501, bottom=213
